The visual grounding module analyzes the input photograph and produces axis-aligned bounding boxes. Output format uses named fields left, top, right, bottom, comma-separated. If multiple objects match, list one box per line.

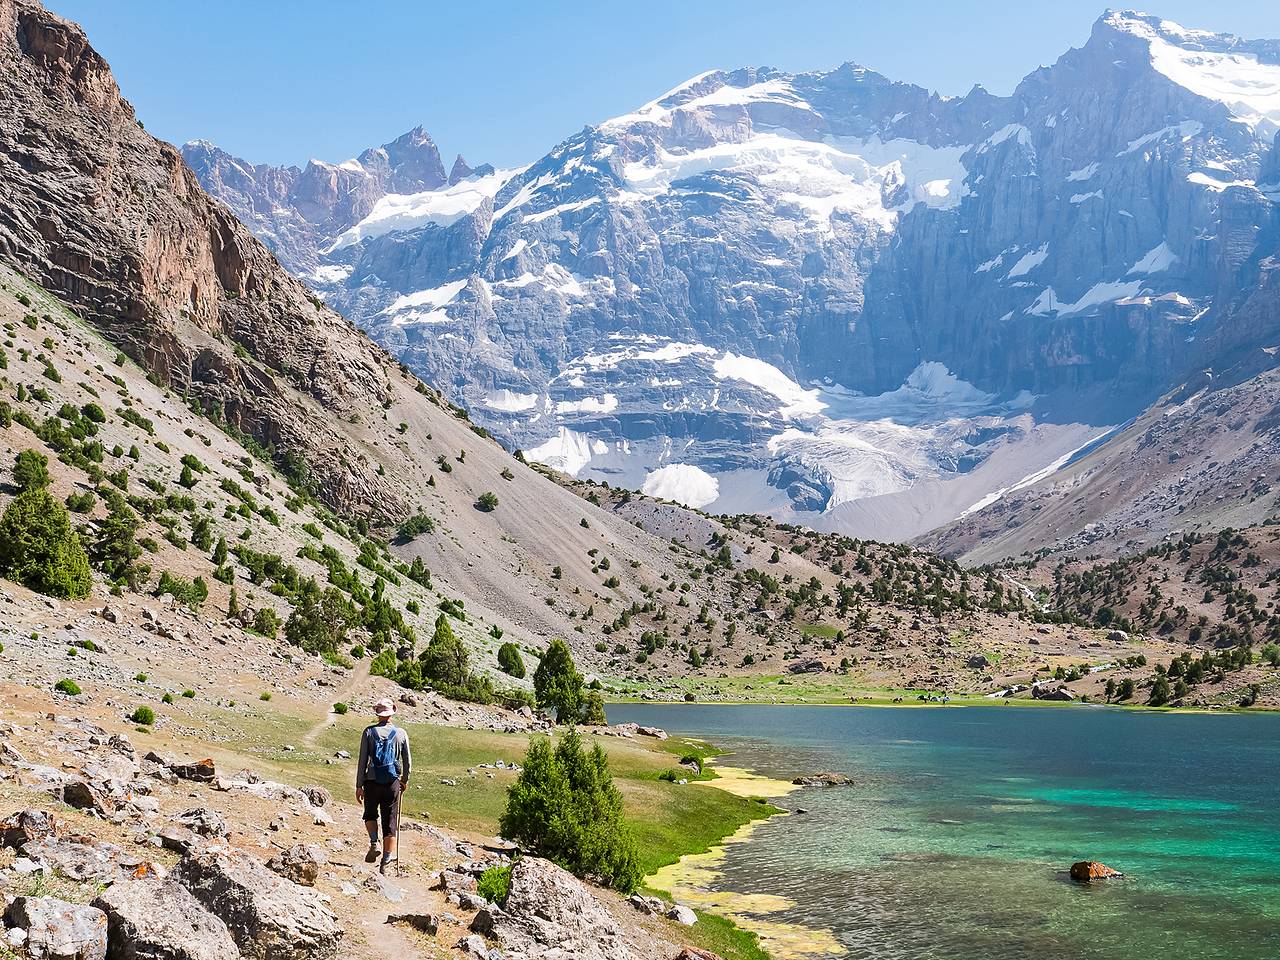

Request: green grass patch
left=276, top=719, right=776, bottom=878
left=685, top=910, right=771, bottom=960
left=798, top=622, right=841, bottom=639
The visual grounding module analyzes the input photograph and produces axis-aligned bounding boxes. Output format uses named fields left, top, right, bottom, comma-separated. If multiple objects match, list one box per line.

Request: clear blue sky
left=51, top=1, right=1280, bottom=169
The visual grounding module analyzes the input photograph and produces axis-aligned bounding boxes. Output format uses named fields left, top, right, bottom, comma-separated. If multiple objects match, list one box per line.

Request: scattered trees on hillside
left=156, top=571, right=208, bottom=610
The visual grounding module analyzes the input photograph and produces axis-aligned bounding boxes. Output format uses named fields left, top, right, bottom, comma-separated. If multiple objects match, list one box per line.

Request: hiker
left=355, top=697, right=411, bottom=873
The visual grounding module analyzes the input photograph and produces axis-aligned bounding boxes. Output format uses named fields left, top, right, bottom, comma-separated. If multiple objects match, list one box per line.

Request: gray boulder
left=265, top=844, right=326, bottom=887
left=92, top=879, right=240, bottom=960
left=1, top=809, right=57, bottom=848
left=170, top=808, right=227, bottom=839
left=20, top=835, right=146, bottom=885
left=627, top=894, right=665, bottom=916
left=171, top=851, right=341, bottom=960
left=299, top=786, right=331, bottom=809
left=4, top=896, right=108, bottom=960
left=60, top=780, right=115, bottom=816
left=470, top=857, right=633, bottom=959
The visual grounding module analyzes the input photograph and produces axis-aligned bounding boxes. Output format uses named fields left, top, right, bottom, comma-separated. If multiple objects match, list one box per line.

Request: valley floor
left=0, top=578, right=780, bottom=960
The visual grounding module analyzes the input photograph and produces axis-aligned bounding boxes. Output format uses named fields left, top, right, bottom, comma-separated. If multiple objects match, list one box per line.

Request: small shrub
left=332, top=702, right=349, bottom=715
left=259, top=692, right=272, bottom=701
left=477, top=865, right=512, bottom=905
left=497, top=642, right=526, bottom=679
left=54, top=678, right=81, bottom=696
left=475, top=491, right=499, bottom=512
left=181, top=689, right=196, bottom=699
left=129, top=706, right=156, bottom=725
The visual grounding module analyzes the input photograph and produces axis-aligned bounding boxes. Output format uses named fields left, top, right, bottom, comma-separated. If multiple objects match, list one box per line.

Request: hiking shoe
left=379, top=855, right=397, bottom=875
left=365, top=843, right=380, bottom=864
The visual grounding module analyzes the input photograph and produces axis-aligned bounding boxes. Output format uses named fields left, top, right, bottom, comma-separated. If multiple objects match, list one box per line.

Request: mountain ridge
left=183, top=8, right=1280, bottom=555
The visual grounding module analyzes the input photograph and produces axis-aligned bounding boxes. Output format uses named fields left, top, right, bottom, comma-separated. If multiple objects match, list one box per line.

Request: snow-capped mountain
left=186, top=11, right=1280, bottom=542
left=182, top=126, right=492, bottom=277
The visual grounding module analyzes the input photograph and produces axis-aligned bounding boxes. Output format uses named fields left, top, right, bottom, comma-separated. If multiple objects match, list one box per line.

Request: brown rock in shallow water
left=1070, top=860, right=1122, bottom=882
left=792, top=772, right=854, bottom=786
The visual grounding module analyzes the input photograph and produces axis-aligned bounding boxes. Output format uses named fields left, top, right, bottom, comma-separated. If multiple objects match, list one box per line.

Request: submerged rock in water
left=1070, top=860, right=1123, bottom=883
left=792, top=772, right=854, bottom=786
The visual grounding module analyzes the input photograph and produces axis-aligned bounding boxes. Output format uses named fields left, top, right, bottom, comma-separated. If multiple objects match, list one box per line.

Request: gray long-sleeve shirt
left=356, top=722, right=411, bottom=787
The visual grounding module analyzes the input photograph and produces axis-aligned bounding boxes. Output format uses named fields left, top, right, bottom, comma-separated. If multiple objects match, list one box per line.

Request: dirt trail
left=302, top=661, right=372, bottom=747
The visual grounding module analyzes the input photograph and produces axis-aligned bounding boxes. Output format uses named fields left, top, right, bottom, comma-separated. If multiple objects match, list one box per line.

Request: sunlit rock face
left=189, top=12, right=1280, bottom=538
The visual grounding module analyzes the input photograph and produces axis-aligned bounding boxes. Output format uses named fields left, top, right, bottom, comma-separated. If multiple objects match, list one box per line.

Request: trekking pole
left=394, top=778, right=404, bottom=877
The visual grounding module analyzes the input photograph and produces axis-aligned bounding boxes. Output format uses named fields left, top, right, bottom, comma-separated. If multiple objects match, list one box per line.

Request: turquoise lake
left=611, top=704, right=1280, bottom=959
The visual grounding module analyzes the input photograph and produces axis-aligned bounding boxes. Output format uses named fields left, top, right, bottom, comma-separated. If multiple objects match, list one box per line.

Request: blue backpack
left=368, top=726, right=400, bottom=784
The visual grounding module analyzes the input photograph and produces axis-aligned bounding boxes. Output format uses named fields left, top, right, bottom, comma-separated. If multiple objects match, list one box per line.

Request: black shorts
left=362, top=779, right=402, bottom=835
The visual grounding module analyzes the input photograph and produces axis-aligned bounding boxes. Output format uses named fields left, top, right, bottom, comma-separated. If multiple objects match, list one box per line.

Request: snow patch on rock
left=641, top=464, right=720, bottom=508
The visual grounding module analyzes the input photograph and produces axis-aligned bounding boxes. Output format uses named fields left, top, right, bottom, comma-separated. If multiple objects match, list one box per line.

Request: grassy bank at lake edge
left=209, top=708, right=781, bottom=960
left=604, top=673, right=1280, bottom=714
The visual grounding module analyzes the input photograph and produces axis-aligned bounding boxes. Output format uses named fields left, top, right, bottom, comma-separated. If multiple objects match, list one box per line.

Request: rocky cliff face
left=189, top=10, right=1280, bottom=545
left=0, top=0, right=470, bottom=519
left=181, top=126, right=478, bottom=277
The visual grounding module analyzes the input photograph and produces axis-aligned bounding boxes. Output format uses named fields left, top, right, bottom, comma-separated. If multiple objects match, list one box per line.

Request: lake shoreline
left=610, top=693, right=1278, bottom=715
left=645, top=761, right=843, bottom=960
left=613, top=702, right=1280, bottom=960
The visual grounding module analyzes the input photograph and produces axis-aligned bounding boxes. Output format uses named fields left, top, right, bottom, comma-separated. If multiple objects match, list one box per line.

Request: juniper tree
left=421, top=614, right=469, bottom=688
left=497, top=641, right=526, bottom=678
left=499, top=729, right=640, bottom=892
left=0, top=488, right=92, bottom=599
left=12, top=449, right=50, bottom=492
left=533, top=638, right=583, bottom=721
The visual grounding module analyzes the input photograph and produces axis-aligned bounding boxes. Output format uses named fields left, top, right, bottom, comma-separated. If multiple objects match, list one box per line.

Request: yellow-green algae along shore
left=648, top=764, right=844, bottom=959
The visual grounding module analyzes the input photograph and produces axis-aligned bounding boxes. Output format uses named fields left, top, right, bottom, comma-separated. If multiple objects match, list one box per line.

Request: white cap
left=373, top=698, right=396, bottom=718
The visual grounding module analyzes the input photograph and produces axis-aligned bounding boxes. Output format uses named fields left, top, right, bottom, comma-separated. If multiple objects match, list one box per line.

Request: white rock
left=666, top=904, right=697, bottom=926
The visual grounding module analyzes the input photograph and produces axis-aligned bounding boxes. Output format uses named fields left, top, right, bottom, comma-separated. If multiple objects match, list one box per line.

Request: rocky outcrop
left=0, top=0, right=449, bottom=520
left=469, top=857, right=636, bottom=959
left=1032, top=684, right=1075, bottom=702
left=92, top=879, right=240, bottom=960
left=0, top=808, right=57, bottom=847
left=170, top=850, right=341, bottom=960
left=170, top=807, right=228, bottom=839
left=1069, top=860, right=1123, bottom=883
left=4, top=896, right=108, bottom=960
left=183, top=127, right=454, bottom=276
left=792, top=772, right=855, bottom=787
